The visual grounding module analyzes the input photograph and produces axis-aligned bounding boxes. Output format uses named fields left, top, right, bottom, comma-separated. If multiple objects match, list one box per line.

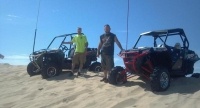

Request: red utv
left=109, top=28, right=200, bottom=91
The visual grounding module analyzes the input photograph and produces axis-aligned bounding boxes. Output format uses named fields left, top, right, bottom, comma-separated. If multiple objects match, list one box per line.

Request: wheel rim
left=94, top=66, right=101, bottom=72
left=160, top=72, right=169, bottom=89
left=27, top=62, right=40, bottom=75
left=32, top=65, right=40, bottom=73
left=47, top=67, right=57, bottom=77
left=116, top=72, right=124, bottom=85
left=32, top=66, right=38, bottom=73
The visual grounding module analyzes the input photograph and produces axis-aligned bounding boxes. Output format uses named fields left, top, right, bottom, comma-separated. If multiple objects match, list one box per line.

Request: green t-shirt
left=72, top=34, right=88, bottom=53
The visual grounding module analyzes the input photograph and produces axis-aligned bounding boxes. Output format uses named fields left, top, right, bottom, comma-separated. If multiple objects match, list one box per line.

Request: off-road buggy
left=109, top=28, right=200, bottom=91
left=27, top=33, right=101, bottom=79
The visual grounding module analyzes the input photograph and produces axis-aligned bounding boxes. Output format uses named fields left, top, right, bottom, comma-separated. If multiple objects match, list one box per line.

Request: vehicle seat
left=174, top=43, right=181, bottom=50
left=172, top=43, right=182, bottom=70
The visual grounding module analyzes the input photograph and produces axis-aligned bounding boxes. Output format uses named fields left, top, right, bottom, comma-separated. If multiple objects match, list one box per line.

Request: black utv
left=27, top=33, right=101, bottom=79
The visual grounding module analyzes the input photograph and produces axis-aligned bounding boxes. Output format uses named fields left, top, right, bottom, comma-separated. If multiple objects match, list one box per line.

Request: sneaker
left=76, top=72, right=81, bottom=77
left=78, top=72, right=81, bottom=76
left=100, top=77, right=106, bottom=82
left=104, top=78, right=108, bottom=83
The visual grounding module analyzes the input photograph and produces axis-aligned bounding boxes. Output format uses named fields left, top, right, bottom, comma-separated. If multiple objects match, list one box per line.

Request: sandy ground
left=0, top=63, right=200, bottom=108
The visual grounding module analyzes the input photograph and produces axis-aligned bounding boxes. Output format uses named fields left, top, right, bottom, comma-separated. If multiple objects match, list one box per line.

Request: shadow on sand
left=46, top=71, right=200, bottom=95
left=118, top=76, right=200, bottom=95
left=46, top=70, right=102, bottom=81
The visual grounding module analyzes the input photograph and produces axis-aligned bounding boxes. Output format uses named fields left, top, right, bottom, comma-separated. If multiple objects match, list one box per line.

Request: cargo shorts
left=101, top=54, right=114, bottom=71
left=72, top=52, right=86, bottom=65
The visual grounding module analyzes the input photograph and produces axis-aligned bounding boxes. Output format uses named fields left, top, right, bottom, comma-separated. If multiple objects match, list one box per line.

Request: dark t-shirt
left=100, top=32, right=116, bottom=55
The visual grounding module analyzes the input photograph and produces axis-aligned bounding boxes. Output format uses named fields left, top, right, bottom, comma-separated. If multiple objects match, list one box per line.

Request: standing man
left=97, top=24, right=124, bottom=83
left=63, top=27, right=88, bottom=77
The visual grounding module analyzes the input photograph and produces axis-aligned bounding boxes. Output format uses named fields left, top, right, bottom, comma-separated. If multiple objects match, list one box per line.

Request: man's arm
left=97, top=41, right=102, bottom=57
left=85, top=42, right=88, bottom=48
left=114, top=36, right=123, bottom=50
left=85, top=36, right=88, bottom=48
left=85, top=42, right=88, bottom=52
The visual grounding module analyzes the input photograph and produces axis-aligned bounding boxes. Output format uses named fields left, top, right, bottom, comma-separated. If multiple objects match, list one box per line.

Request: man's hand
left=97, top=41, right=102, bottom=58
left=84, top=47, right=87, bottom=55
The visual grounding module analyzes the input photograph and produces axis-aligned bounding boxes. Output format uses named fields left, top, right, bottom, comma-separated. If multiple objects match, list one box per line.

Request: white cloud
left=6, top=55, right=29, bottom=59
left=114, top=57, right=120, bottom=62
left=96, top=56, right=124, bottom=67
left=0, top=54, right=29, bottom=65
left=6, top=14, right=21, bottom=21
left=114, top=56, right=125, bottom=67
left=7, top=14, right=20, bottom=18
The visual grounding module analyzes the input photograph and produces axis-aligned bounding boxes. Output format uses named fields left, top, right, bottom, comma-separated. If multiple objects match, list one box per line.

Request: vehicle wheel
left=83, top=59, right=91, bottom=69
left=191, top=73, right=200, bottom=78
left=89, top=62, right=101, bottom=73
left=41, top=62, right=61, bottom=79
left=150, top=67, right=170, bottom=92
left=93, top=62, right=101, bottom=72
left=187, top=62, right=194, bottom=74
left=27, top=62, right=41, bottom=76
left=108, top=66, right=127, bottom=85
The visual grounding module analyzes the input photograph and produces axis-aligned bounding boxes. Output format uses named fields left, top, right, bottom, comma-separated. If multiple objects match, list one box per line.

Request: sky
left=0, top=0, right=200, bottom=72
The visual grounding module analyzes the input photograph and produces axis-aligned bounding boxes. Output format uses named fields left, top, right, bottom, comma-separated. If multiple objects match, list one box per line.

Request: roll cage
left=47, top=33, right=84, bottom=50
left=133, top=28, right=189, bottom=49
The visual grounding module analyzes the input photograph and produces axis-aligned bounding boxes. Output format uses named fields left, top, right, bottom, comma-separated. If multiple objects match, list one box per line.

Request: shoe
left=100, top=77, right=106, bottom=82
left=77, top=72, right=81, bottom=76
left=104, top=78, right=108, bottom=83
left=76, top=72, right=81, bottom=77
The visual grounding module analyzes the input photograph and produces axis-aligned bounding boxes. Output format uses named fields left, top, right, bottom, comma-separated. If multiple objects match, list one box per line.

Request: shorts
left=72, top=52, right=86, bottom=65
left=101, top=54, right=114, bottom=71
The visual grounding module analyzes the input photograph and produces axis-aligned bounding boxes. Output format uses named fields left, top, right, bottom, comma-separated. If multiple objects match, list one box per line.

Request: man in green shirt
left=63, top=27, right=88, bottom=77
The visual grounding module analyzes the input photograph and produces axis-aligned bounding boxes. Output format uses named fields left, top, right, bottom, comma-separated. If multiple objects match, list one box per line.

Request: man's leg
left=100, top=54, right=107, bottom=81
left=104, top=70, right=108, bottom=82
left=77, top=56, right=82, bottom=76
left=76, top=53, right=85, bottom=76
left=71, top=63, right=75, bottom=73
left=79, top=53, right=84, bottom=72
left=71, top=53, right=78, bottom=76
left=105, top=55, right=114, bottom=82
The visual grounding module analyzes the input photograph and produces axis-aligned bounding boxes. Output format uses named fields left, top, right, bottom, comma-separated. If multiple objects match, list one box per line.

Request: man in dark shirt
left=97, top=24, right=124, bottom=83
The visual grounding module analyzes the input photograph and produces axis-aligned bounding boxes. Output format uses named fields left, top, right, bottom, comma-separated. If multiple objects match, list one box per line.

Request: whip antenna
left=126, top=0, right=130, bottom=50
left=33, top=0, right=41, bottom=53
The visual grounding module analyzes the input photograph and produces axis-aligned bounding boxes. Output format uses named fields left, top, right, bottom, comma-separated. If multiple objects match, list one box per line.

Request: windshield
left=165, top=35, right=183, bottom=47
left=134, top=34, right=184, bottom=48
left=134, top=36, right=165, bottom=48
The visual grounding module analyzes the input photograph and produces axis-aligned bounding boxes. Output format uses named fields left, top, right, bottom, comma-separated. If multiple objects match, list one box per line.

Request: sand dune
left=0, top=63, right=200, bottom=108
